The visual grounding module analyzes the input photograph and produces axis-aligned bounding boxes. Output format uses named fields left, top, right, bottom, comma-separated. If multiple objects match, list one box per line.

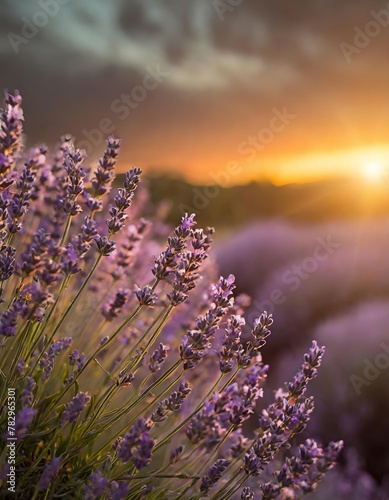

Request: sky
left=1, top=0, right=389, bottom=185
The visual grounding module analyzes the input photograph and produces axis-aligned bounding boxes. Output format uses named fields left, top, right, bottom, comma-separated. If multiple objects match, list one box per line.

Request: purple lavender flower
left=200, top=458, right=230, bottom=493
left=244, top=447, right=262, bottom=476
left=83, top=470, right=109, bottom=499
left=114, top=219, right=149, bottom=271
left=0, top=244, right=16, bottom=282
left=37, top=457, right=61, bottom=491
left=6, top=164, right=36, bottom=234
left=106, top=167, right=142, bottom=235
left=102, top=288, right=129, bottom=321
left=240, top=487, right=254, bottom=499
left=0, top=90, right=24, bottom=179
left=152, top=213, right=197, bottom=280
left=106, top=480, right=129, bottom=500
left=76, top=352, right=86, bottom=371
left=84, top=137, right=121, bottom=212
left=186, top=399, right=224, bottom=448
left=117, top=417, right=155, bottom=469
left=94, top=235, right=116, bottom=256
left=0, top=299, right=25, bottom=337
left=167, top=250, right=203, bottom=306
left=60, top=243, right=82, bottom=276
left=180, top=275, right=235, bottom=369
left=170, top=445, right=184, bottom=464
left=40, top=337, right=72, bottom=380
left=21, top=377, right=36, bottom=408
left=19, top=281, right=54, bottom=322
left=59, top=392, right=91, bottom=427
left=219, top=314, right=245, bottom=373
left=149, top=343, right=168, bottom=372
left=71, top=216, right=98, bottom=259
left=151, top=381, right=191, bottom=422
left=135, top=285, right=157, bottom=307
left=36, top=259, right=61, bottom=287
left=60, top=146, right=85, bottom=216
left=0, top=191, right=9, bottom=240
left=230, top=429, right=249, bottom=458
left=69, top=349, right=79, bottom=365
left=287, top=341, right=325, bottom=402
left=18, top=229, right=51, bottom=277
left=249, top=311, right=273, bottom=351
left=261, top=439, right=344, bottom=497
left=65, top=349, right=86, bottom=384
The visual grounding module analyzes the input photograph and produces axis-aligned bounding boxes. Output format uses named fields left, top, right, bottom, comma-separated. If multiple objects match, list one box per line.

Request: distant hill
left=116, top=173, right=389, bottom=227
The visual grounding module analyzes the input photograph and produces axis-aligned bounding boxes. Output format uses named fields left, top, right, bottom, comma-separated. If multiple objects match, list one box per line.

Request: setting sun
left=362, top=162, right=383, bottom=182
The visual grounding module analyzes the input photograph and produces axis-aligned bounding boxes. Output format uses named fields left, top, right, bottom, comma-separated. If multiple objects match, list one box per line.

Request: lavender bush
left=0, top=91, right=342, bottom=499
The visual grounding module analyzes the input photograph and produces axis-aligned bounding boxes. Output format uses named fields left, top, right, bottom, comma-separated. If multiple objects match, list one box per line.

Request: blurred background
left=1, top=0, right=389, bottom=496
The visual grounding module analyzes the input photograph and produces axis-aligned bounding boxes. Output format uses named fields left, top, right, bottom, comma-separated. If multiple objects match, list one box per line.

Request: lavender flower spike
left=200, top=458, right=230, bottom=493
left=117, top=418, right=154, bottom=470
left=37, top=457, right=61, bottom=491
left=107, top=167, right=142, bottom=234
left=59, top=392, right=91, bottom=427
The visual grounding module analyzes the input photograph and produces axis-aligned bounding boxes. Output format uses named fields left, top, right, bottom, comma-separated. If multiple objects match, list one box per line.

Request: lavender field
left=0, top=92, right=347, bottom=498
left=1, top=1, right=389, bottom=498
left=217, top=219, right=389, bottom=496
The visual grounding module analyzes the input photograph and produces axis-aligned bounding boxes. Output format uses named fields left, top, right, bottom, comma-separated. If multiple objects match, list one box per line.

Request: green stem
left=59, top=214, right=72, bottom=247
left=48, top=253, right=103, bottom=343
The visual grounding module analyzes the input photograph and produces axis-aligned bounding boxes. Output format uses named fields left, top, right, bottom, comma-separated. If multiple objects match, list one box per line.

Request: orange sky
left=1, top=1, right=388, bottom=186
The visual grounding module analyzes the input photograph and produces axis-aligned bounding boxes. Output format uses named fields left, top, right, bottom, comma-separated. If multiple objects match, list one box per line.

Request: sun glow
left=362, top=162, right=383, bottom=182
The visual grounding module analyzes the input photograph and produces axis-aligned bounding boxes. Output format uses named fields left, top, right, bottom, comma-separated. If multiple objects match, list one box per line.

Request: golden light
left=362, top=162, right=383, bottom=182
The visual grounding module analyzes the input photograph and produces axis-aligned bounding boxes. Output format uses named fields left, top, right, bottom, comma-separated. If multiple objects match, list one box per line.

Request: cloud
left=0, top=0, right=388, bottom=182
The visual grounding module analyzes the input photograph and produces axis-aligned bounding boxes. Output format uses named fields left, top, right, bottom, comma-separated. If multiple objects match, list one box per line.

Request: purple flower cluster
left=180, top=274, right=235, bottom=369
left=113, top=219, right=149, bottom=276
left=60, top=146, right=85, bottom=216
left=0, top=91, right=344, bottom=498
left=219, top=314, right=246, bottom=373
left=37, top=457, right=61, bottom=491
left=84, top=137, right=120, bottom=212
left=135, top=285, right=157, bottom=307
left=0, top=90, right=24, bottom=182
left=187, top=359, right=267, bottom=449
left=59, top=392, right=91, bottom=427
left=261, top=439, right=344, bottom=498
left=0, top=245, right=16, bottom=283
left=152, top=213, right=196, bottom=281
left=106, top=167, right=142, bottom=235
left=7, top=163, right=36, bottom=235
left=21, top=377, right=35, bottom=408
left=200, top=458, right=230, bottom=493
left=0, top=299, right=24, bottom=336
left=102, top=288, right=130, bottom=321
left=148, top=342, right=168, bottom=372
left=151, top=381, right=191, bottom=422
left=40, top=337, right=72, bottom=380
left=83, top=470, right=129, bottom=500
left=117, top=417, right=155, bottom=470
